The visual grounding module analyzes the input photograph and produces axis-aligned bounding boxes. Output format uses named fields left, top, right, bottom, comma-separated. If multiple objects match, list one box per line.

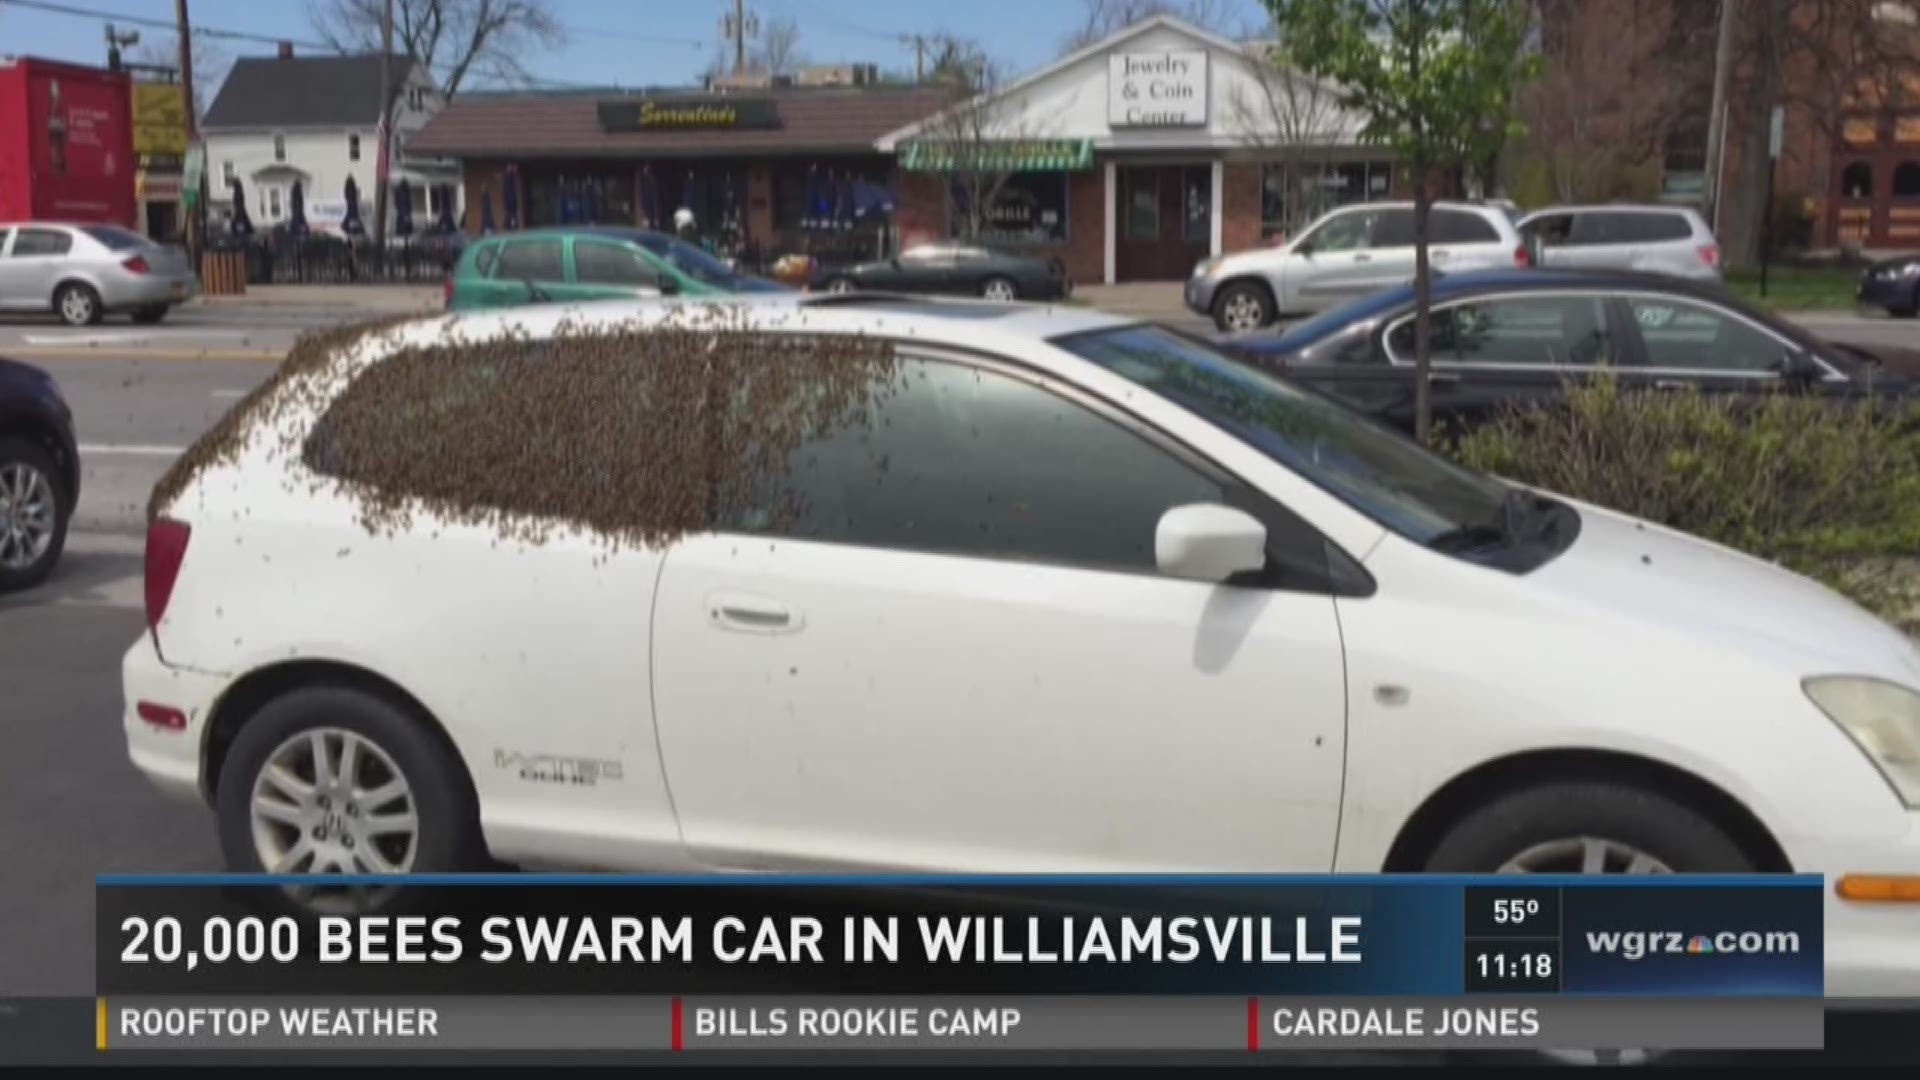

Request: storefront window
left=1182, top=166, right=1210, bottom=243
left=1125, top=169, right=1159, bottom=241
left=967, top=171, right=1069, bottom=243
left=1260, top=161, right=1392, bottom=238
left=526, top=170, right=637, bottom=228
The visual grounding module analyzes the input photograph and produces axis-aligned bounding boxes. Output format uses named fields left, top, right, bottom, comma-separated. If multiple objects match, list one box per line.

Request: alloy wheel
left=0, top=462, right=57, bottom=571
left=250, top=727, right=420, bottom=879
left=983, top=279, right=1017, bottom=301
left=827, top=278, right=857, bottom=294
left=59, top=288, right=96, bottom=326
left=1221, top=292, right=1266, bottom=331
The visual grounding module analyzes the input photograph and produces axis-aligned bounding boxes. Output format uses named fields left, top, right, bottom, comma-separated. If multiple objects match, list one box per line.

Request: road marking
left=19, top=329, right=256, bottom=345
left=4, top=347, right=283, bottom=363
left=77, top=444, right=187, bottom=456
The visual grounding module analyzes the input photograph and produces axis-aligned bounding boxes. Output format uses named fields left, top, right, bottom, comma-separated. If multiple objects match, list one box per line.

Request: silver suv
left=1515, top=205, right=1722, bottom=282
left=1187, top=201, right=1529, bottom=332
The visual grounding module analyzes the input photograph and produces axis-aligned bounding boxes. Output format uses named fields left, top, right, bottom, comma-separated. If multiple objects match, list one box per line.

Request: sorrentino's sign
left=598, top=97, right=782, bottom=132
left=1107, top=51, right=1208, bottom=127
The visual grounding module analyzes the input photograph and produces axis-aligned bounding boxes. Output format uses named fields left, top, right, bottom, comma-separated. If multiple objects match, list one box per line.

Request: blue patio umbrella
left=584, top=179, right=603, bottom=225
left=287, top=178, right=308, bottom=236
left=639, top=167, right=659, bottom=228
left=392, top=180, right=414, bottom=239
left=852, top=179, right=896, bottom=219
left=682, top=169, right=705, bottom=230
left=340, top=176, right=365, bottom=237
left=227, top=179, right=254, bottom=238
left=502, top=165, right=521, bottom=230
left=833, top=173, right=854, bottom=230
left=434, top=184, right=456, bottom=233
left=561, top=177, right=582, bottom=224
left=478, top=184, right=496, bottom=234
left=720, top=172, right=739, bottom=232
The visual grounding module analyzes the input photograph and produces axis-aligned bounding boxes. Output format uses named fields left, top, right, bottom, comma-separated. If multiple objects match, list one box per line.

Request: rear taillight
left=144, top=517, right=191, bottom=637
left=1513, top=244, right=1531, bottom=268
left=1698, top=243, right=1721, bottom=269
left=443, top=276, right=454, bottom=307
left=135, top=701, right=188, bottom=730
left=122, top=255, right=150, bottom=273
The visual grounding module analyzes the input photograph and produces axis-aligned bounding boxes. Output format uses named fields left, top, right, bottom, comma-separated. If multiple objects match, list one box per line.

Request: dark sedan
left=0, top=355, right=78, bottom=590
left=1233, top=269, right=1920, bottom=436
left=821, top=242, right=1071, bottom=301
left=1858, top=254, right=1920, bottom=318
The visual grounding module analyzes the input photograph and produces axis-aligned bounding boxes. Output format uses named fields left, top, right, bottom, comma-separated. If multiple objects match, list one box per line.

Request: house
left=877, top=15, right=1384, bottom=284
left=201, top=48, right=460, bottom=236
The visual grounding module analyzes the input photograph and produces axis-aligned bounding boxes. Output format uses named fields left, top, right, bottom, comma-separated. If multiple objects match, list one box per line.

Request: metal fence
left=212, top=235, right=466, bottom=286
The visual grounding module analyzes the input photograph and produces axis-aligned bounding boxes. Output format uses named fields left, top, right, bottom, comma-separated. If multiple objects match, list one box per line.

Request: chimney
left=277, top=41, right=295, bottom=59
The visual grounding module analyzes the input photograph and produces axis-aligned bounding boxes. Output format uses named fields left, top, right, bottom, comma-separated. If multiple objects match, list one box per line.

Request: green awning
left=902, top=138, right=1093, bottom=173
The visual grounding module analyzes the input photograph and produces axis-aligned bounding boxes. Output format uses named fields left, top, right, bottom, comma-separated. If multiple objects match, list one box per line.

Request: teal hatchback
left=445, top=227, right=787, bottom=311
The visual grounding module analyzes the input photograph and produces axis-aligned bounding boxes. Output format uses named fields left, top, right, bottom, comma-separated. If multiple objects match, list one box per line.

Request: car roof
left=1519, top=204, right=1706, bottom=219
left=474, top=226, right=677, bottom=244
left=399, top=292, right=1134, bottom=360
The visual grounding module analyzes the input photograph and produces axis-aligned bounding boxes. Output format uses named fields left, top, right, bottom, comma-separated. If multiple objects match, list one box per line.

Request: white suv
left=1188, top=201, right=1530, bottom=332
left=1516, top=204, right=1723, bottom=281
left=125, top=296, right=1919, bottom=996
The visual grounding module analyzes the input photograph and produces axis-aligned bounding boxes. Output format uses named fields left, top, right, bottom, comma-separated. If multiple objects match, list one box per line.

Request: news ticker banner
left=95, top=873, right=1825, bottom=1052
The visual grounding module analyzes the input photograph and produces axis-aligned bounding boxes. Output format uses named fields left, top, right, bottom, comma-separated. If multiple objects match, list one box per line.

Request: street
left=0, top=302, right=1912, bottom=998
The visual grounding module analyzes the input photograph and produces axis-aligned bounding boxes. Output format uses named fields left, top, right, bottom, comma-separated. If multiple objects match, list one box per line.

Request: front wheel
left=823, top=276, right=858, bottom=294
left=1212, top=281, right=1274, bottom=332
left=217, top=686, right=484, bottom=912
left=54, top=282, right=103, bottom=326
left=0, top=437, right=69, bottom=592
left=980, top=276, right=1018, bottom=301
left=1428, top=780, right=1755, bottom=1067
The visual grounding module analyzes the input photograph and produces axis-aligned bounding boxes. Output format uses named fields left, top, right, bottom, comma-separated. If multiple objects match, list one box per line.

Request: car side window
left=1522, top=214, right=1573, bottom=246
left=1298, top=211, right=1376, bottom=253
left=472, top=244, right=499, bottom=277
left=1624, top=214, right=1692, bottom=242
left=1629, top=298, right=1796, bottom=373
left=1432, top=210, right=1499, bottom=244
left=574, top=241, right=661, bottom=287
left=1385, top=296, right=1612, bottom=367
left=10, top=228, right=73, bottom=257
left=493, top=239, right=564, bottom=281
left=1369, top=209, right=1417, bottom=248
left=722, top=355, right=1230, bottom=575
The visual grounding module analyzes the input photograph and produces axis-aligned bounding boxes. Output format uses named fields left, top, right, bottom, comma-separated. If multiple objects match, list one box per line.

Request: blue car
left=0, top=355, right=78, bottom=590
left=1857, top=254, right=1920, bottom=318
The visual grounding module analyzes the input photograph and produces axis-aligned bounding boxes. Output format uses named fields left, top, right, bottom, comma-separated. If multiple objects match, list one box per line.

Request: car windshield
left=1056, top=325, right=1519, bottom=547
left=81, top=225, right=153, bottom=251
left=632, top=235, right=787, bottom=293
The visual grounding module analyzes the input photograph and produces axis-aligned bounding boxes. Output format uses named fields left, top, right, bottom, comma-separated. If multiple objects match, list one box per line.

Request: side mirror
left=888, top=257, right=901, bottom=268
left=1293, top=240, right=1314, bottom=258
left=657, top=276, right=680, bottom=296
left=1155, top=504, right=1268, bottom=583
left=1778, top=349, right=1824, bottom=386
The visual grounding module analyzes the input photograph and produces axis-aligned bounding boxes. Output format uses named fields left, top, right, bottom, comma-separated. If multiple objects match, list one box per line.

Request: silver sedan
left=0, top=222, right=198, bottom=326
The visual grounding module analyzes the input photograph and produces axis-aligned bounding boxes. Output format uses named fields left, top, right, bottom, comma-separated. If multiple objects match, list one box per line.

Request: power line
left=0, top=0, right=333, bottom=49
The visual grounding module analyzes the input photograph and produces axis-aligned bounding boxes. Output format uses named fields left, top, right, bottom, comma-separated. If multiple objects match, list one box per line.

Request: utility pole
left=104, top=24, right=140, bottom=73
left=373, top=0, right=392, bottom=249
left=904, top=34, right=927, bottom=83
left=176, top=0, right=201, bottom=264
left=1702, top=0, right=1738, bottom=231
left=722, top=0, right=758, bottom=76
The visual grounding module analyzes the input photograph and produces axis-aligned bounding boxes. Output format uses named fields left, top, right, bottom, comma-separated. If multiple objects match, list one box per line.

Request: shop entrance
left=1114, top=164, right=1211, bottom=281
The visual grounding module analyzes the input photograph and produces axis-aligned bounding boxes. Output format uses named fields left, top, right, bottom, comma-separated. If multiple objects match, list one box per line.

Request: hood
left=1527, top=499, right=1920, bottom=683
left=0, top=355, right=56, bottom=388
left=1827, top=340, right=1920, bottom=381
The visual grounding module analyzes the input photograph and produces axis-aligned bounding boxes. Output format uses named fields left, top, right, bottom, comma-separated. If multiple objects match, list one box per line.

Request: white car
left=125, top=295, right=1918, bottom=997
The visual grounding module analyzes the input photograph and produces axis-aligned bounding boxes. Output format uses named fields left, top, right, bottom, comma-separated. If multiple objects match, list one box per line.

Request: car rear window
left=1622, top=213, right=1693, bottom=242
left=81, top=225, right=151, bottom=250
left=1431, top=210, right=1500, bottom=244
left=1574, top=211, right=1693, bottom=245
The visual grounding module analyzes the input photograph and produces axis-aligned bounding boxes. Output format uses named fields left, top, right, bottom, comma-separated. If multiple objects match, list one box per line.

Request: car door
left=486, top=236, right=567, bottom=306
left=0, top=228, right=23, bottom=309
left=2, top=227, right=75, bottom=309
left=1614, top=292, right=1828, bottom=397
left=650, top=348, right=1350, bottom=873
left=1372, top=292, right=1621, bottom=432
left=1357, top=208, right=1418, bottom=294
left=568, top=238, right=667, bottom=302
left=1429, top=209, right=1505, bottom=273
left=887, top=245, right=960, bottom=293
left=1290, top=208, right=1386, bottom=308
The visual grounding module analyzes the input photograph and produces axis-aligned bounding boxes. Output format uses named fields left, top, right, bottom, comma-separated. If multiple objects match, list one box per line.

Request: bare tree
left=1059, top=0, right=1242, bottom=52
left=1519, top=0, right=1678, bottom=201
left=1227, top=47, right=1363, bottom=238
left=309, top=0, right=565, bottom=98
left=130, top=33, right=229, bottom=120
left=755, top=15, right=805, bottom=77
left=909, top=61, right=1043, bottom=241
left=925, top=33, right=991, bottom=88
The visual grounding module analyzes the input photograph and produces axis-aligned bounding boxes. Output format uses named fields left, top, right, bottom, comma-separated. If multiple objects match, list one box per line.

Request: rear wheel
left=216, top=686, right=484, bottom=912
left=0, top=437, right=69, bottom=592
left=1428, top=780, right=1754, bottom=1066
left=1212, top=281, right=1274, bottom=332
left=53, top=282, right=103, bottom=327
left=980, top=276, right=1019, bottom=301
left=131, top=304, right=170, bottom=325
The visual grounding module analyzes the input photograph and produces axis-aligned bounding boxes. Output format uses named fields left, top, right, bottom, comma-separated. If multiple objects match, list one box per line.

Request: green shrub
left=1450, top=377, right=1920, bottom=625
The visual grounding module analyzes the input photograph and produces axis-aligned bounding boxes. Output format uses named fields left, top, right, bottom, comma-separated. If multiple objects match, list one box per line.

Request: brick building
left=878, top=16, right=1396, bottom=284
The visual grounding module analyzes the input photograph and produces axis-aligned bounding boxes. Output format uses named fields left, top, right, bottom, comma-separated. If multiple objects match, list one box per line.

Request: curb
left=6, top=347, right=284, bottom=363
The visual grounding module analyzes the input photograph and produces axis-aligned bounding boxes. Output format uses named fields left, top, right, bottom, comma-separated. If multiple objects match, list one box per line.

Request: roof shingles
left=203, top=54, right=418, bottom=129
left=407, top=87, right=955, bottom=158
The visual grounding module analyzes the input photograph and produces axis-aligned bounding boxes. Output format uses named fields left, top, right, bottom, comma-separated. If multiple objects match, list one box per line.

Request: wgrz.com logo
left=1584, top=928, right=1801, bottom=962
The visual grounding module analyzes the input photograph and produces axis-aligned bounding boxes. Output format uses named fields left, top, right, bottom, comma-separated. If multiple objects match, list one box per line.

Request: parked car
left=445, top=227, right=786, bottom=311
left=0, top=355, right=77, bottom=590
left=128, top=294, right=1919, bottom=999
left=820, top=242, right=1071, bottom=301
left=1858, top=253, right=1920, bottom=318
left=1233, top=268, right=1920, bottom=435
left=1516, top=204, right=1721, bottom=281
left=1188, top=201, right=1531, bottom=332
left=0, top=223, right=197, bottom=326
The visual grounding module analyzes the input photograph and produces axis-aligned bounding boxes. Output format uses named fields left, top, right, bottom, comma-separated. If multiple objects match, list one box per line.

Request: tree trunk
left=1724, top=0, right=1789, bottom=266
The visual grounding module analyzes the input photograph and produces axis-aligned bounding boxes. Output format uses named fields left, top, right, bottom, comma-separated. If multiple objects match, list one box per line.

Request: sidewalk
left=1074, top=282, right=1192, bottom=321
left=191, top=283, right=444, bottom=313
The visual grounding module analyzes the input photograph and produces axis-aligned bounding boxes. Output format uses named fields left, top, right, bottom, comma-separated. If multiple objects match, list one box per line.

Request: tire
left=823, top=276, right=858, bottom=294
left=216, top=686, right=484, bottom=911
left=131, top=304, right=170, bottom=325
left=53, top=282, right=103, bottom=327
left=1892, top=286, right=1918, bottom=319
left=1428, top=780, right=1754, bottom=1068
left=1212, top=281, right=1274, bottom=332
left=0, top=437, right=69, bottom=592
left=979, top=275, right=1019, bottom=301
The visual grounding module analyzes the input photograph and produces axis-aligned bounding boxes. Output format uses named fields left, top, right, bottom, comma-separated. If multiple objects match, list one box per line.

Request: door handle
left=709, top=592, right=803, bottom=634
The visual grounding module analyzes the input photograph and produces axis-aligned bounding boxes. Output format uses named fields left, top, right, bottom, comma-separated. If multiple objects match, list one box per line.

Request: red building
left=0, top=57, right=137, bottom=226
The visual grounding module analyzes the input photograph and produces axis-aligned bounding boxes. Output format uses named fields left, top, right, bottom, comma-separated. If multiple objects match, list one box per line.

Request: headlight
left=1902, top=263, right=1920, bottom=279
left=1803, top=675, right=1920, bottom=807
left=1192, top=259, right=1218, bottom=279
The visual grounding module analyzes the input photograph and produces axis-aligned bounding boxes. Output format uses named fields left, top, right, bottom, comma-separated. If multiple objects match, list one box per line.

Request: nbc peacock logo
left=1685, top=935, right=1715, bottom=955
